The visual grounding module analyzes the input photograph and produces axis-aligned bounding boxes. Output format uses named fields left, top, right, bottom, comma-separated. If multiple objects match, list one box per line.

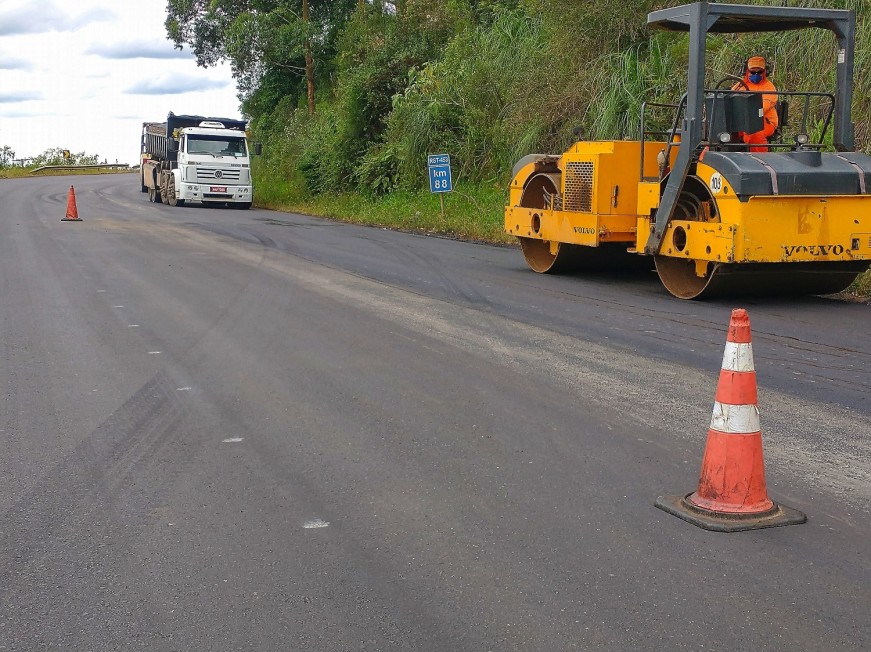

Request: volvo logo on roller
left=783, top=244, right=845, bottom=257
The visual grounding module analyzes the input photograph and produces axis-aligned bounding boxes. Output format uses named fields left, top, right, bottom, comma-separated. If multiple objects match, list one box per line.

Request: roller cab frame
left=504, top=2, right=871, bottom=299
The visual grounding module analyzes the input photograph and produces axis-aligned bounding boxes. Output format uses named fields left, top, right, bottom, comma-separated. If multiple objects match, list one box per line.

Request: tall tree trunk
left=303, top=0, right=315, bottom=116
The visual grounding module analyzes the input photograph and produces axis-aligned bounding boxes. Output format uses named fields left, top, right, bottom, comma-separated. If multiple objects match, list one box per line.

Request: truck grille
left=564, top=162, right=594, bottom=213
left=196, top=167, right=242, bottom=182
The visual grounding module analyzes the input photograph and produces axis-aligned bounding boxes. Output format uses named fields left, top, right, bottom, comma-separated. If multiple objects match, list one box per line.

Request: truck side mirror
left=254, top=143, right=262, bottom=156
left=168, top=139, right=179, bottom=153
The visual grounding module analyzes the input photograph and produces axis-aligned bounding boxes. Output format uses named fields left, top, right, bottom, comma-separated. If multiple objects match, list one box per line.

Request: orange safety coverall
left=732, top=74, right=778, bottom=153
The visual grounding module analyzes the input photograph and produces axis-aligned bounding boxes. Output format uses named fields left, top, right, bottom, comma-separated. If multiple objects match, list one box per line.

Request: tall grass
left=384, top=10, right=551, bottom=188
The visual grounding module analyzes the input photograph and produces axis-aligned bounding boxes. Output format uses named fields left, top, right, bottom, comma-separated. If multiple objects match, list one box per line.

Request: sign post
left=427, top=154, right=452, bottom=219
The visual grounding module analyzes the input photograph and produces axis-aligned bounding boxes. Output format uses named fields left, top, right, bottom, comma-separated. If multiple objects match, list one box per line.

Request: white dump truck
left=140, top=112, right=258, bottom=209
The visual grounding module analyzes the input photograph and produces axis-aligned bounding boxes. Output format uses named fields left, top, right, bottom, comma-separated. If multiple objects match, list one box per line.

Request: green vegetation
left=165, top=1, right=871, bottom=167
left=0, top=167, right=133, bottom=180
left=254, top=162, right=511, bottom=241
left=0, top=145, right=118, bottom=178
left=845, top=267, right=871, bottom=300
left=173, top=0, right=866, bottom=196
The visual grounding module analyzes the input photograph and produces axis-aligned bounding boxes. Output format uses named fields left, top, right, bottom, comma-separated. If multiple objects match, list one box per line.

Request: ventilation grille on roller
left=564, top=162, right=594, bottom=213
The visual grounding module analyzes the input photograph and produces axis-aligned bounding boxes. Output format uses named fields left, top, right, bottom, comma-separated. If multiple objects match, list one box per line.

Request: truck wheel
left=166, top=177, right=185, bottom=207
left=148, top=187, right=162, bottom=204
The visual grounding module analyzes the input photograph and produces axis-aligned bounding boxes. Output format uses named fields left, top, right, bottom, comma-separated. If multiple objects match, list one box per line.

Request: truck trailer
left=140, top=112, right=255, bottom=209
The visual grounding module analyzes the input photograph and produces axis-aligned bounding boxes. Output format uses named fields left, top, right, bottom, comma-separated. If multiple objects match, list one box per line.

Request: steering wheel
left=715, top=73, right=747, bottom=90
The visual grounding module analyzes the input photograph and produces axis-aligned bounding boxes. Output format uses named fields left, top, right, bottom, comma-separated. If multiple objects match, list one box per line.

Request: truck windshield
left=187, top=135, right=247, bottom=157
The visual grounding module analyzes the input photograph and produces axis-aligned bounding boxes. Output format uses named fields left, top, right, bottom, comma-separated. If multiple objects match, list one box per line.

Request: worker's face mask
left=749, top=71, right=764, bottom=84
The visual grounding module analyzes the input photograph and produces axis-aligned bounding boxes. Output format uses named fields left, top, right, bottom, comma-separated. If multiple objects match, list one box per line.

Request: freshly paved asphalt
left=1, top=174, right=869, bottom=650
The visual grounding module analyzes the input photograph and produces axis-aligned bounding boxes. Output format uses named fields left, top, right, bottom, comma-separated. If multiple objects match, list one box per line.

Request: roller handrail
left=641, top=89, right=835, bottom=182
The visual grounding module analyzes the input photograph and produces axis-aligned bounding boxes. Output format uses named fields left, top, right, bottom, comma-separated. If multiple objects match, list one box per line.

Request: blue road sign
left=428, top=154, right=452, bottom=193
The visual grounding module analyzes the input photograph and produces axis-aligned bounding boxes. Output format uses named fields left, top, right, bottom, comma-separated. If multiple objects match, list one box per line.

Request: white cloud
left=127, top=74, right=231, bottom=95
left=0, top=0, right=113, bottom=35
left=0, top=0, right=241, bottom=164
left=0, top=57, right=34, bottom=71
left=0, top=91, right=43, bottom=103
left=86, top=42, right=192, bottom=60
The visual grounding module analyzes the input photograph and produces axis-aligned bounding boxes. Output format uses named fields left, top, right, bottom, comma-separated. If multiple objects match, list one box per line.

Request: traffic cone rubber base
left=655, top=493, right=806, bottom=533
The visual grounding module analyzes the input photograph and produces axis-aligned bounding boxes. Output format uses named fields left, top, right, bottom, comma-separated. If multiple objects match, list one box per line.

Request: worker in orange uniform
left=732, top=56, right=778, bottom=152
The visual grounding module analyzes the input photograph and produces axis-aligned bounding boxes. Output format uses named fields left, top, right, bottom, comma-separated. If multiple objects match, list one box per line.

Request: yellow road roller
left=504, top=2, right=871, bottom=299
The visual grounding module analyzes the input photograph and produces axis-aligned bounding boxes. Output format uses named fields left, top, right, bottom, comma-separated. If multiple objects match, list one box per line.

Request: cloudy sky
left=0, top=0, right=241, bottom=164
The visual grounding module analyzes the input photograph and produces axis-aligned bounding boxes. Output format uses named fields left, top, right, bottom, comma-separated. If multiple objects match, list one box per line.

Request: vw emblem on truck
left=214, top=170, right=223, bottom=178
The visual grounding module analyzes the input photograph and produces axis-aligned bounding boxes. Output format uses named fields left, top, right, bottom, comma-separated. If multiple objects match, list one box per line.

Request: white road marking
left=148, top=351, right=161, bottom=355
left=176, top=387, right=191, bottom=391
left=303, top=519, right=329, bottom=529
left=114, top=305, right=125, bottom=308
left=128, top=324, right=140, bottom=328
left=222, top=437, right=244, bottom=443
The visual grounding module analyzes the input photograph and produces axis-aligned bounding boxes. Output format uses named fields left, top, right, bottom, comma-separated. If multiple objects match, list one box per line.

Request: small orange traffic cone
left=655, top=308, right=806, bottom=532
left=61, top=185, right=81, bottom=221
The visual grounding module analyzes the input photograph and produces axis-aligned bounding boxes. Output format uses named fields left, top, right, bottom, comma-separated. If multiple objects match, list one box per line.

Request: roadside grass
left=846, top=268, right=871, bottom=301
left=255, top=174, right=514, bottom=244
left=0, top=167, right=134, bottom=179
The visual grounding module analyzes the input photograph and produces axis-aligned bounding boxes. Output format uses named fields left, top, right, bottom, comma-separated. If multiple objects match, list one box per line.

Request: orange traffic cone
left=655, top=308, right=806, bottom=532
left=61, top=185, right=81, bottom=221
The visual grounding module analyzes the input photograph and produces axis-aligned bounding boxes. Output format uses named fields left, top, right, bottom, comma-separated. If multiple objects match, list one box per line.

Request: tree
left=0, top=145, right=14, bottom=167
left=165, top=0, right=357, bottom=118
left=29, top=148, right=100, bottom=166
left=302, top=0, right=313, bottom=115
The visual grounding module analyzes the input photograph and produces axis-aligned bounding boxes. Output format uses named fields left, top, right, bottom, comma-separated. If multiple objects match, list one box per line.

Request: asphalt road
left=1, top=174, right=869, bottom=651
